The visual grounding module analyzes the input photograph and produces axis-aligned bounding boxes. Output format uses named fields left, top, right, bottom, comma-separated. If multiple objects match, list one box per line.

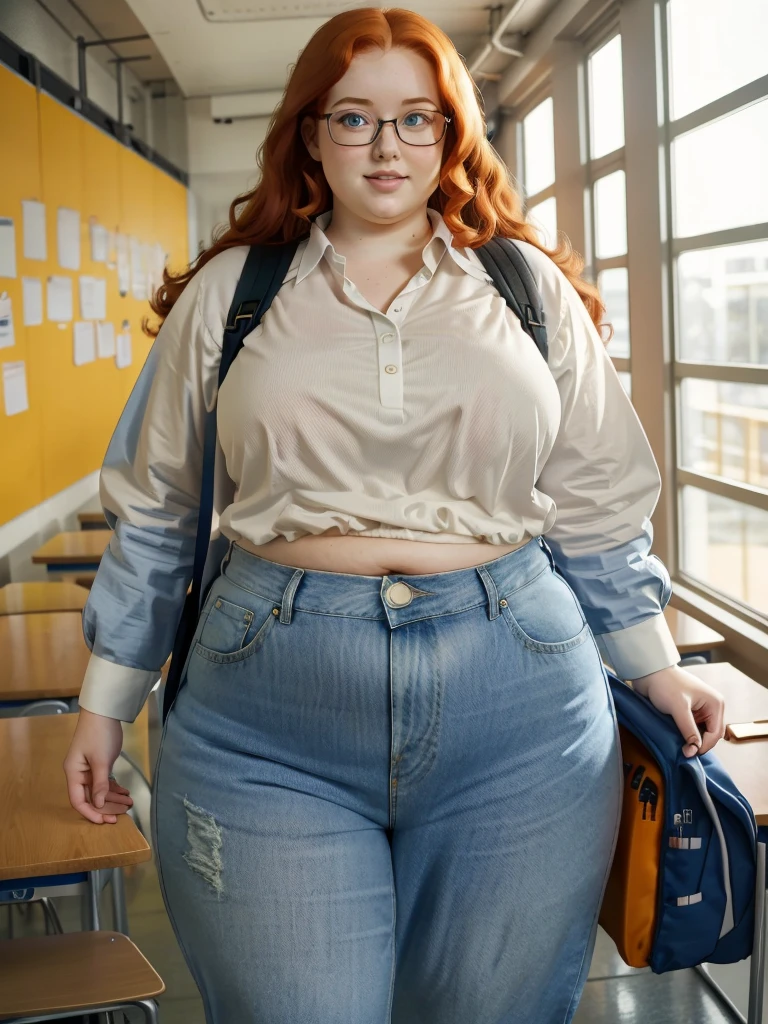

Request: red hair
left=147, top=7, right=611, bottom=344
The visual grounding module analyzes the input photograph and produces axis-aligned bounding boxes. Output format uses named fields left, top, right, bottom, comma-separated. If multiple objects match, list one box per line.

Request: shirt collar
left=296, top=207, right=492, bottom=285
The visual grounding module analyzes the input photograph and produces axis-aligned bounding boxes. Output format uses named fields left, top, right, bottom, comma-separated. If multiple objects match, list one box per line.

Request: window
left=584, top=32, right=630, bottom=375
left=520, top=96, right=557, bottom=248
left=668, top=0, right=768, bottom=619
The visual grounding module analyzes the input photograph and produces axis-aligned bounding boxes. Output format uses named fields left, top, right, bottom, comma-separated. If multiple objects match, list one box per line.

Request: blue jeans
left=151, top=535, right=623, bottom=1023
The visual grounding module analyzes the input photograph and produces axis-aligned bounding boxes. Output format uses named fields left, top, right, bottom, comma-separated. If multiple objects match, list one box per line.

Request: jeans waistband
left=219, top=535, right=556, bottom=625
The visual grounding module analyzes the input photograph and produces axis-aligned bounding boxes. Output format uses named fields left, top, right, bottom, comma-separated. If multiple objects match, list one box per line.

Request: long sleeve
left=78, top=261, right=228, bottom=722
left=518, top=241, right=681, bottom=682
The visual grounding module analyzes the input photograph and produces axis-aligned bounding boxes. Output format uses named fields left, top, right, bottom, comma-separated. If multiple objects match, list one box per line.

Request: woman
left=64, top=8, right=725, bottom=1023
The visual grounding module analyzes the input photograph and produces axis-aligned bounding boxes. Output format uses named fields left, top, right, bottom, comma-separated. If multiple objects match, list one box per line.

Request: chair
left=0, top=930, right=164, bottom=1022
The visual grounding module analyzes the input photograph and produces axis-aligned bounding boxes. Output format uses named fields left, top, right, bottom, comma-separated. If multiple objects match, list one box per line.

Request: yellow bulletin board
left=0, top=61, right=189, bottom=526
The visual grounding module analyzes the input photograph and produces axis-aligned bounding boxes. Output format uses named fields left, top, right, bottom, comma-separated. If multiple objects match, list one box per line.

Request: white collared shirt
left=78, top=207, right=681, bottom=721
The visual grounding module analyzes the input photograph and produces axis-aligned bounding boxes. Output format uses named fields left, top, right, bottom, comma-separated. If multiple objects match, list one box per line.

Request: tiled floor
left=0, top=697, right=748, bottom=1023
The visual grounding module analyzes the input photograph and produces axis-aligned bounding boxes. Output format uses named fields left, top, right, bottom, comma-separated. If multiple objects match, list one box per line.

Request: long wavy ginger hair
left=148, top=6, right=610, bottom=342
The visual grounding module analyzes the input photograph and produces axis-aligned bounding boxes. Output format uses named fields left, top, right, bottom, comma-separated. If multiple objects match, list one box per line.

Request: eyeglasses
left=317, top=109, right=452, bottom=147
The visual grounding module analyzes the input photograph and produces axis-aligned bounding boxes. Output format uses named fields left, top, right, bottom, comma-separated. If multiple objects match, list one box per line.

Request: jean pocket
left=195, top=586, right=279, bottom=664
left=500, top=565, right=590, bottom=654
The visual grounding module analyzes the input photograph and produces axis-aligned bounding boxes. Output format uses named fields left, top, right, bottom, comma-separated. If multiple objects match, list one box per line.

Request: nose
left=372, top=120, right=401, bottom=159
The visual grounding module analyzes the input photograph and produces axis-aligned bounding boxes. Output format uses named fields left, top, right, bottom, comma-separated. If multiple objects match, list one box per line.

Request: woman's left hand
left=630, top=664, right=726, bottom=758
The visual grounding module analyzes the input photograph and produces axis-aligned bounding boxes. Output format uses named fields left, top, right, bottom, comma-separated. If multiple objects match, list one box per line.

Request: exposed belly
left=236, top=528, right=534, bottom=577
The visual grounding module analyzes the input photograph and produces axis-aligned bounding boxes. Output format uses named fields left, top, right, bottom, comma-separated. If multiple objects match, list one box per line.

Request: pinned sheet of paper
left=79, top=275, right=107, bottom=320
left=47, top=276, right=73, bottom=322
left=2, top=360, right=28, bottom=416
left=130, top=237, right=146, bottom=300
left=22, top=278, right=43, bottom=326
left=96, top=321, right=116, bottom=358
left=74, top=321, right=96, bottom=365
left=0, top=294, right=14, bottom=349
left=116, top=331, right=132, bottom=369
left=116, top=233, right=130, bottom=295
left=0, top=218, right=17, bottom=279
left=57, top=207, right=81, bottom=270
left=89, top=220, right=109, bottom=263
left=22, top=200, right=46, bottom=261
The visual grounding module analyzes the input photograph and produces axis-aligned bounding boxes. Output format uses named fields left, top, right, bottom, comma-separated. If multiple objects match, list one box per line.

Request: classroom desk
left=77, top=511, right=109, bottom=530
left=0, top=612, right=90, bottom=702
left=0, top=582, right=89, bottom=616
left=0, top=715, right=150, bottom=881
left=664, top=605, right=726, bottom=658
left=683, top=662, right=767, bottom=1024
left=31, top=530, right=110, bottom=575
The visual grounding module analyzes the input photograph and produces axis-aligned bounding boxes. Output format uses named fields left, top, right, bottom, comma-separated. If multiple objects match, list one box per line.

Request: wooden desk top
left=0, top=612, right=90, bottom=700
left=0, top=715, right=150, bottom=880
left=31, top=531, right=110, bottom=566
left=686, top=662, right=768, bottom=824
left=0, top=582, right=89, bottom=616
left=664, top=606, right=725, bottom=652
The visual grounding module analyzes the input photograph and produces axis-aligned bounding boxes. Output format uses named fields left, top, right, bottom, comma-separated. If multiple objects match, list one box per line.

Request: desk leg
left=86, top=870, right=101, bottom=931
left=748, top=841, right=767, bottom=1024
left=111, top=867, right=129, bottom=935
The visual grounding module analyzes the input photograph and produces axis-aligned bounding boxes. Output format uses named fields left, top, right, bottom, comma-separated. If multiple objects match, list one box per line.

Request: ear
left=301, top=115, right=322, bottom=161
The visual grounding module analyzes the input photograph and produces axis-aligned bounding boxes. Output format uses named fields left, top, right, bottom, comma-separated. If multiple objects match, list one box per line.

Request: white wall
left=186, top=98, right=269, bottom=250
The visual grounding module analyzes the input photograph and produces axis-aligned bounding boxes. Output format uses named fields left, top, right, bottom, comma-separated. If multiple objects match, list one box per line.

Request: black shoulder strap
left=474, top=237, right=548, bottom=362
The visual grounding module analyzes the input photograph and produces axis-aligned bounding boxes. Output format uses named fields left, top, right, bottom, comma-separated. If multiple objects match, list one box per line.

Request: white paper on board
left=79, top=275, right=107, bottom=320
left=116, top=234, right=130, bottom=294
left=22, top=200, right=46, bottom=261
left=116, top=331, right=132, bottom=369
left=22, top=278, right=43, bottom=326
left=130, top=237, right=146, bottom=300
left=2, top=360, right=28, bottom=416
left=90, top=220, right=109, bottom=263
left=73, top=321, right=96, bottom=365
left=0, top=218, right=17, bottom=279
left=0, top=294, right=14, bottom=349
left=96, top=321, right=116, bottom=358
left=47, top=276, right=73, bottom=322
left=57, top=207, right=81, bottom=270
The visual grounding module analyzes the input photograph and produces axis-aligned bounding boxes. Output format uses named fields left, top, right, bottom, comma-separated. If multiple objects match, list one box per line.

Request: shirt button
left=384, top=364, right=398, bottom=374
left=381, top=333, right=394, bottom=343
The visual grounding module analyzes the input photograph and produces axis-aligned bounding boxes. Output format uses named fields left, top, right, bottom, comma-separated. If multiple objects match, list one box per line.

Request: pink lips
left=365, top=174, right=407, bottom=191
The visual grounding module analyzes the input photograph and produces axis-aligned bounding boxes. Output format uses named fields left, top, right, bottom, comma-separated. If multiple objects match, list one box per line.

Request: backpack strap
left=475, top=237, right=549, bottom=362
left=163, top=237, right=302, bottom=720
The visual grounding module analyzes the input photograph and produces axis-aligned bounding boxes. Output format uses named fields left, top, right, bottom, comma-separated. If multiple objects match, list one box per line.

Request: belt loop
left=538, top=535, right=556, bottom=571
left=279, top=568, right=305, bottom=625
left=475, top=564, right=500, bottom=620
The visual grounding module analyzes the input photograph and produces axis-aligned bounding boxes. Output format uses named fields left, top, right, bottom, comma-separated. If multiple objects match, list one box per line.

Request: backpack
left=162, top=228, right=759, bottom=974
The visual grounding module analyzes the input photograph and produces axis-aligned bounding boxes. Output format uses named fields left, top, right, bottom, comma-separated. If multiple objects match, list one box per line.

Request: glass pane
left=528, top=197, right=557, bottom=250
left=677, top=240, right=768, bottom=364
left=680, top=485, right=768, bottom=616
left=673, top=99, right=768, bottom=238
left=680, top=379, right=768, bottom=488
left=523, top=97, right=555, bottom=197
left=668, top=0, right=768, bottom=120
left=598, top=267, right=630, bottom=358
left=616, top=371, right=631, bottom=399
left=594, top=170, right=627, bottom=259
left=589, top=35, right=625, bottom=159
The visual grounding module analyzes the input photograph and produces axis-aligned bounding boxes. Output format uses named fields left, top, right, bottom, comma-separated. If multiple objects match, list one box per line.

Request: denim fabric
left=151, top=535, right=623, bottom=1024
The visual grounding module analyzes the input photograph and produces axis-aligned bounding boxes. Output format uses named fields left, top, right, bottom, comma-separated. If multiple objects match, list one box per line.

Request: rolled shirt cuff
left=593, top=612, right=681, bottom=682
left=78, top=652, right=161, bottom=723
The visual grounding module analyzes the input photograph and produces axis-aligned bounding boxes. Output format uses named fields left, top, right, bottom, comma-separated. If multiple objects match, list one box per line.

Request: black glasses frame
left=317, top=111, right=452, bottom=147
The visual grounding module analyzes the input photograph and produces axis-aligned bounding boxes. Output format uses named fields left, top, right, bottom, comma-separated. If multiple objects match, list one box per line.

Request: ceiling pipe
left=468, top=0, right=530, bottom=77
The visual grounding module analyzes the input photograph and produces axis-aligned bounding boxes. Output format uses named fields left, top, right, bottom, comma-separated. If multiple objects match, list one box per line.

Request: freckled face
left=301, top=47, right=447, bottom=225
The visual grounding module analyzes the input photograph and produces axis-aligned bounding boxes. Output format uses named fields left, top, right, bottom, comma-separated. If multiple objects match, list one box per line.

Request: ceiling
left=117, top=0, right=557, bottom=98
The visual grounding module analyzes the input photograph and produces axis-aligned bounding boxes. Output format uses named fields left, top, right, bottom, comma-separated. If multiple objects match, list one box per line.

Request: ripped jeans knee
left=182, top=796, right=224, bottom=899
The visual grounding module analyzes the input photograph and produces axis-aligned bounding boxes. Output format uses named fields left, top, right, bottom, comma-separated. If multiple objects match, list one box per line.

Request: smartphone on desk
left=725, top=720, right=768, bottom=741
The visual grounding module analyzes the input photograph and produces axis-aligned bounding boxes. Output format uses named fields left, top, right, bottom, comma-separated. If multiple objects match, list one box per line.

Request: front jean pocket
left=500, top=565, right=590, bottom=654
left=195, top=585, right=279, bottom=664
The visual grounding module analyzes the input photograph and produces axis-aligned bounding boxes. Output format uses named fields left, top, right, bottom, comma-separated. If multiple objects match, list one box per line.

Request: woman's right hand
left=63, top=708, right=134, bottom=824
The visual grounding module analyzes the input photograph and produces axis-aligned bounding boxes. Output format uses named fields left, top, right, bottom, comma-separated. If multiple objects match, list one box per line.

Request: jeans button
left=386, top=581, right=413, bottom=607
